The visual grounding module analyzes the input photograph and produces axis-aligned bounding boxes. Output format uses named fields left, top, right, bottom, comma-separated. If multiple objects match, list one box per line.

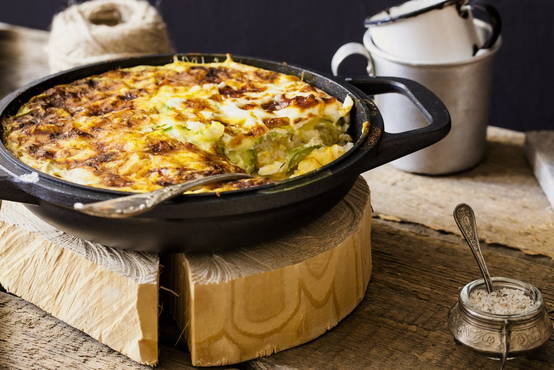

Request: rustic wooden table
left=0, top=23, right=552, bottom=369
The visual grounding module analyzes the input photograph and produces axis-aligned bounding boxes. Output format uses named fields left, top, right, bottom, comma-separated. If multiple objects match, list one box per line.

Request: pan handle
left=0, top=167, right=40, bottom=204
left=348, top=77, right=450, bottom=172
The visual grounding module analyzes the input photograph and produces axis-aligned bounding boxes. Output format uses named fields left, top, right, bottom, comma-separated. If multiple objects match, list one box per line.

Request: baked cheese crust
left=2, top=56, right=354, bottom=193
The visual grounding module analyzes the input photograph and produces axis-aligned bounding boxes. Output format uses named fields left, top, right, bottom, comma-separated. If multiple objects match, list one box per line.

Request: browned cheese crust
left=2, top=57, right=353, bottom=193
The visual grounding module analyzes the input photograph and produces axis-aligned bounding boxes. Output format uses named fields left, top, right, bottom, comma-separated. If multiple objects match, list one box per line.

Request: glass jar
left=448, top=277, right=552, bottom=363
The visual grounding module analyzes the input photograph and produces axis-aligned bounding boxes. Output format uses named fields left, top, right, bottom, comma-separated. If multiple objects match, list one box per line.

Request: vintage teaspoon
left=453, top=203, right=494, bottom=293
left=74, top=173, right=252, bottom=218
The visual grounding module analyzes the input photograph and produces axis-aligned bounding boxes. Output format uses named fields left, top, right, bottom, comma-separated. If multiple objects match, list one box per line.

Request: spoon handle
left=453, top=203, right=494, bottom=293
left=74, top=173, right=252, bottom=218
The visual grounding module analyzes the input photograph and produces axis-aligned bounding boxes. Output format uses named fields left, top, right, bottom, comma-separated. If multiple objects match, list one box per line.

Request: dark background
left=1, top=0, right=553, bottom=131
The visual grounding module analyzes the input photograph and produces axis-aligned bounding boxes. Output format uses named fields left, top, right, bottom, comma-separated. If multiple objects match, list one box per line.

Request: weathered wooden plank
left=364, top=126, right=554, bottom=259
left=0, top=292, right=200, bottom=370
left=526, top=130, right=554, bottom=208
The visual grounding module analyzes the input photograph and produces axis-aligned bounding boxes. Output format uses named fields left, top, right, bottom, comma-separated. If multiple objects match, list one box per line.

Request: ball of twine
left=47, top=0, right=174, bottom=72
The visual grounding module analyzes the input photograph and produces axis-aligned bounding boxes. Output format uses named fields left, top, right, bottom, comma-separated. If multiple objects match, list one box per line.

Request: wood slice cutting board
left=165, top=177, right=372, bottom=366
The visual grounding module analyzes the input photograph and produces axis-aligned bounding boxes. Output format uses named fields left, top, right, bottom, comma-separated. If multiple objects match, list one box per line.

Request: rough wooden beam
left=0, top=201, right=159, bottom=365
left=166, top=177, right=372, bottom=366
left=525, top=130, right=554, bottom=208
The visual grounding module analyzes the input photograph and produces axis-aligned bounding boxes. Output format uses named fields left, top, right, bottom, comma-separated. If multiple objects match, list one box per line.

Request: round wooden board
left=166, top=177, right=372, bottom=366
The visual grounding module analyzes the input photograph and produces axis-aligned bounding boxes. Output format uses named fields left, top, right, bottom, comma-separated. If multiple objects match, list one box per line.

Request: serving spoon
left=453, top=203, right=494, bottom=293
left=74, top=173, right=252, bottom=218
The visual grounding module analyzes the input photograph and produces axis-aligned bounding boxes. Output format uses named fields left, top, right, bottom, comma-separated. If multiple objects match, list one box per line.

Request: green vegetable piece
left=153, top=123, right=172, bottom=132
left=227, top=149, right=256, bottom=173
left=159, top=104, right=173, bottom=113
left=316, top=120, right=340, bottom=146
left=215, top=140, right=226, bottom=156
left=14, top=109, right=32, bottom=118
left=287, top=145, right=320, bottom=173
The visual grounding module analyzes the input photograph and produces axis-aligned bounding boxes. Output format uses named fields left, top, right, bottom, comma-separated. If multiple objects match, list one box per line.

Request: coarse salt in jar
left=448, top=277, right=552, bottom=365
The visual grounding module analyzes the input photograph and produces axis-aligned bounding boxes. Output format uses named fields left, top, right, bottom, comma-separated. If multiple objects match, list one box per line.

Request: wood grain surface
left=0, top=292, right=197, bottom=370
left=364, top=127, right=554, bottom=259
left=165, top=178, right=372, bottom=366
left=0, top=201, right=160, bottom=365
left=526, top=131, right=554, bottom=208
left=247, top=219, right=554, bottom=370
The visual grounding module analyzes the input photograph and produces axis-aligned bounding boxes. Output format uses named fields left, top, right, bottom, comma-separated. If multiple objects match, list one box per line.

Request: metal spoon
left=453, top=203, right=494, bottom=293
left=74, top=173, right=252, bottom=218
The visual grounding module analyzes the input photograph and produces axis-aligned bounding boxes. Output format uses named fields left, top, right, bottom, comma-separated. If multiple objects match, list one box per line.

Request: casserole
left=0, top=54, right=450, bottom=252
left=2, top=56, right=355, bottom=193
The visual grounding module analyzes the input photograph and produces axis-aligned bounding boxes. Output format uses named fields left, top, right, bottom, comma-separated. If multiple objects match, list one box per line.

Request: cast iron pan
left=0, top=54, right=450, bottom=252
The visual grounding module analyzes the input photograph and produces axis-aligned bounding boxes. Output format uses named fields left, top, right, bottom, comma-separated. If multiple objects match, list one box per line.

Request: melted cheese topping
left=2, top=56, right=354, bottom=193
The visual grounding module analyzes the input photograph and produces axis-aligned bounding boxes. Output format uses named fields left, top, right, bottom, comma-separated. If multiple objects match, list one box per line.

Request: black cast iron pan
left=0, top=54, right=450, bottom=252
